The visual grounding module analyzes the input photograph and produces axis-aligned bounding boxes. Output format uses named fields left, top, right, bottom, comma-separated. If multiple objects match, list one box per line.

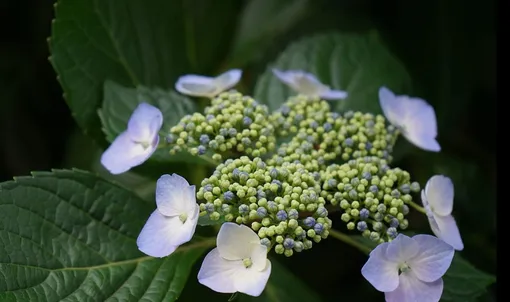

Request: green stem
left=329, top=229, right=372, bottom=255
left=408, top=200, right=427, bottom=214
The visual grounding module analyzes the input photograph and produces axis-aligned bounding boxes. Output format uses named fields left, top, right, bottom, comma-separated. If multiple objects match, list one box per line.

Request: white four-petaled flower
left=379, top=86, right=441, bottom=152
left=101, top=103, right=163, bottom=174
left=272, top=69, right=348, bottom=100
left=362, top=234, right=454, bottom=302
left=421, top=175, right=464, bottom=250
left=175, top=69, right=242, bottom=98
left=198, top=223, right=271, bottom=297
left=137, top=174, right=199, bottom=257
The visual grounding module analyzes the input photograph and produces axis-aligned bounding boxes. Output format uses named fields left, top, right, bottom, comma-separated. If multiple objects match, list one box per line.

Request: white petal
left=101, top=131, right=158, bottom=175
left=175, top=74, right=218, bottom=98
left=197, top=248, right=240, bottom=294
left=127, top=102, right=163, bottom=143
left=155, top=174, right=197, bottom=216
left=250, top=244, right=269, bottom=271
left=320, top=89, right=348, bottom=100
left=400, top=97, right=440, bottom=152
left=272, top=69, right=299, bottom=87
left=234, top=259, right=272, bottom=297
left=361, top=242, right=399, bottom=292
left=385, top=272, right=443, bottom=302
left=434, top=214, right=464, bottom=251
left=385, top=234, right=419, bottom=263
left=213, top=69, right=242, bottom=92
left=379, top=86, right=403, bottom=127
left=425, top=175, right=454, bottom=216
left=136, top=210, right=179, bottom=257
left=217, top=223, right=261, bottom=260
left=409, top=234, right=455, bottom=282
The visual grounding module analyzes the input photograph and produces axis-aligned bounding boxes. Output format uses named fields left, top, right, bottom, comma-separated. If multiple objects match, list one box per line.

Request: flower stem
left=329, top=229, right=372, bottom=255
left=407, top=200, right=427, bottom=214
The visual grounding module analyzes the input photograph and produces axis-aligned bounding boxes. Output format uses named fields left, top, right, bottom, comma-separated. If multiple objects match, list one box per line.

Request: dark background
left=0, top=0, right=496, bottom=301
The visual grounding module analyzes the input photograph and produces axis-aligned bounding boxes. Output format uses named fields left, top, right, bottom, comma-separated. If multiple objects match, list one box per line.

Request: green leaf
left=228, top=0, right=309, bottom=67
left=240, top=258, right=322, bottom=301
left=49, top=0, right=239, bottom=141
left=254, top=31, right=412, bottom=113
left=98, top=80, right=213, bottom=165
left=198, top=215, right=225, bottom=227
left=0, top=169, right=214, bottom=301
left=440, top=254, right=496, bottom=302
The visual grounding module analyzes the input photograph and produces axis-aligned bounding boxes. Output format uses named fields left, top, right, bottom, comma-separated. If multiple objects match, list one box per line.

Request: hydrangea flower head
left=101, top=102, right=163, bottom=174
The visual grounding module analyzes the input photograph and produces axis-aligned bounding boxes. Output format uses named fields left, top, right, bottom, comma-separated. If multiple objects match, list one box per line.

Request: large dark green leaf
left=254, top=31, right=412, bottom=113
left=240, top=258, right=322, bottom=301
left=49, top=0, right=239, bottom=141
left=441, top=254, right=496, bottom=302
left=228, top=0, right=309, bottom=67
left=0, top=169, right=214, bottom=301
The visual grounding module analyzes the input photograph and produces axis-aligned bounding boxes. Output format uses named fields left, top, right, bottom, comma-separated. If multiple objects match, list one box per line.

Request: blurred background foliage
left=0, top=0, right=495, bottom=301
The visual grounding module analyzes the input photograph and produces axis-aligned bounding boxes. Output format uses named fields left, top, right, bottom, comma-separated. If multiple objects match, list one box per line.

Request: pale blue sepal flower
left=198, top=223, right=271, bottom=297
left=100, top=102, right=163, bottom=174
left=421, top=175, right=464, bottom=251
left=137, top=174, right=199, bottom=257
left=272, top=69, right=348, bottom=100
left=361, top=234, right=454, bottom=302
left=175, top=69, right=242, bottom=98
left=379, top=86, right=441, bottom=152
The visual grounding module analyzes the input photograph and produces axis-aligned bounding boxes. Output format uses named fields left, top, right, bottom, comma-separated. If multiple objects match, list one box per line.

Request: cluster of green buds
left=320, top=156, right=420, bottom=244
left=197, top=156, right=332, bottom=257
left=268, top=103, right=399, bottom=172
left=166, top=91, right=276, bottom=161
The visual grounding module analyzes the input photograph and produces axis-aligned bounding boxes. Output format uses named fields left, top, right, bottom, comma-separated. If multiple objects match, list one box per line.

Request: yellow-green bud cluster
left=197, top=156, right=332, bottom=256
left=267, top=109, right=398, bottom=172
left=166, top=91, right=276, bottom=162
left=320, top=156, right=420, bottom=244
left=269, top=95, right=331, bottom=137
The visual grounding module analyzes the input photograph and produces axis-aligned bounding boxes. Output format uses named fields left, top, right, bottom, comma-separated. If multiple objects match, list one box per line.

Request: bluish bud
left=232, top=168, right=241, bottom=179
left=359, top=208, right=370, bottom=220
left=365, top=142, right=373, bottom=150
left=377, top=204, right=387, bottom=213
left=204, top=203, right=215, bottom=213
left=243, top=116, right=253, bottom=126
left=345, top=138, right=354, bottom=147
left=349, top=190, right=358, bottom=199
left=369, top=185, right=379, bottom=193
left=351, top=177, right=360, bottom=186
left=410, top=182, right=420, bottom=192
left=203, top=184, right=213, bottom=192
left=283, top=238, right=295, bottom=249
left=310, top=121, right=319, bottom=129
left=303, top=217, right=316, bottom=227
left=257, top=190, right=266, bottom=199
left=267, top=201, right=278, bottom=212
left=166, top=134, right=175, bottom=144
left=295, top=114, right=304, bottom=121
left=197, top=145, right=206, bottom=155
left=288, top=209, right=299, bottom=220
left=323, top=123, right=332, bottom=132
left=401, top=204, right=410, bottom=215
left=223, top=191, right=235, bottom=201
left=327, top=179, right=337, bottom=188
left=257, top=207, right=268, bottom=218
left=238, top=204, right=249, bottom=215
left=357, top=221, right=368, bottom=231
left=241, top=137, right=252, bottom=146
left=239, top=172, right=249, bottom=183
left=362, top=172, right=372, bottom=180
left=276, top=210, right=288, bottom=221
left=281, top=105, right=290, bottom=115
left=387, top=227, right=398, bottom=239
left=314, top=223, right=324, bottom=234
left=316, top=206, right=328, bottom=217
left=391, top=189, right=401, bottom=198
left=206, top=114, right=214, bottom=121
left=260, top=238, right=271, bottom=247
left=400, top=184, right=411, bottom=194
left=381, top=164, right=390, bottom=174
left=270, top=168, right=278, bottom=179
left=390, top=218, right=400, bottom=228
